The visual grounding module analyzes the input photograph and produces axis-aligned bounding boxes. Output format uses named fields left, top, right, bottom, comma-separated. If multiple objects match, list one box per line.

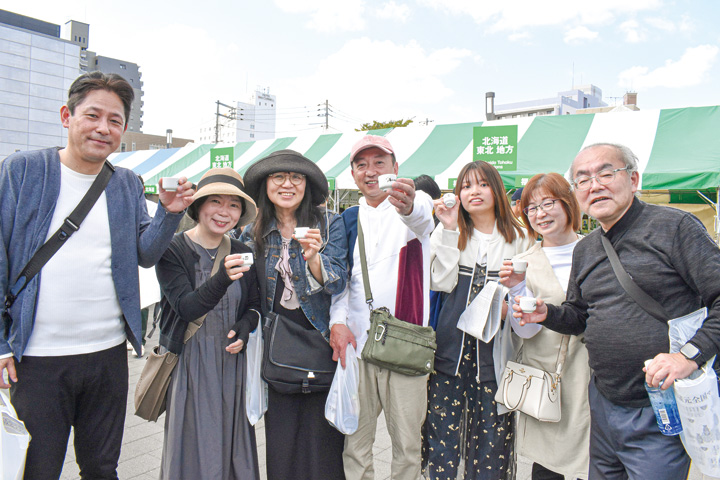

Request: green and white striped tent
left=111, top=106, right=720, bottom=195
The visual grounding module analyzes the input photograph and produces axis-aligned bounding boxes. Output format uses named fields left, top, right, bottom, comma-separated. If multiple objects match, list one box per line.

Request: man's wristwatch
left=680, top=342, right=701, bottom=362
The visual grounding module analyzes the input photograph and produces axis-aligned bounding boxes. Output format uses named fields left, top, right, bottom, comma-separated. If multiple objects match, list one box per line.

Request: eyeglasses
left=523, top=199, right=558, bottom=217
left=269, top=172, right=305, bottom=186
left=572, top=167, right=629, bottom=191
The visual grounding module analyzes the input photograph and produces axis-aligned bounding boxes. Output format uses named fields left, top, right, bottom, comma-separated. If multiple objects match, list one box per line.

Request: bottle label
left=658, top=408, right=670, bottom=425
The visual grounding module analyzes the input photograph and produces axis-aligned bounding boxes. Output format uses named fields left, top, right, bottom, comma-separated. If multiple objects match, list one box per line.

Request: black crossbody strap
left=356, top=216, right=374, bottom=309
left=600, top=234, right=669, bottom=321
left=5, top=161, right=115, bottom=309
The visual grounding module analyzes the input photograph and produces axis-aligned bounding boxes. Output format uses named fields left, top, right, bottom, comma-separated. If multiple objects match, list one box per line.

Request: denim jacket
left=239, top=210, right=348, bottom=340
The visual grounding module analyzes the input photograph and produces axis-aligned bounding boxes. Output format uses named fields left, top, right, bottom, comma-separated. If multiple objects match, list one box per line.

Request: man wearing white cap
left=330, top=135, right=435, bottom=480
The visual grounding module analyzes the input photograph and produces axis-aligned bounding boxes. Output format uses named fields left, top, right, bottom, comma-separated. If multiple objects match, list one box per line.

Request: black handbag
left=261, top=312, right=336, bottom=394
left=256, top=240, right=336, bottom=394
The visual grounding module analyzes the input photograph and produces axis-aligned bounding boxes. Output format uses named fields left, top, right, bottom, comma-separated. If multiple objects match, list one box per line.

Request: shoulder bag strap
left=600, top=234, right=669, bottom=321
left=554, top=335, right=571, bottom=376
left=356, top=215, right=374, bottom=310
left=182, top=235, right=232, bottom=343
left=5, top=160, right=115, bottom=310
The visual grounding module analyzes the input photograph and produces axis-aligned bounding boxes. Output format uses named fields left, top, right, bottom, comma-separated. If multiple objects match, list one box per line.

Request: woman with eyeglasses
left=239, top=150, right=348, bottom=480
left=499, top=172, right=591, bottom=480
left=424, top=161, right=532, bottom=480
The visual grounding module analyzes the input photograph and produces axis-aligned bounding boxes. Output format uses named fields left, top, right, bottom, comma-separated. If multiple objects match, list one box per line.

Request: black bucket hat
left=243, top=149, right=328, bottom=206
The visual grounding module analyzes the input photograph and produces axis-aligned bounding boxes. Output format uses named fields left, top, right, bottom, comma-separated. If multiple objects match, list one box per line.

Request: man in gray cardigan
left=516, top=143, right=720, bottom=480
left=0, top=72, right=194, bottom=479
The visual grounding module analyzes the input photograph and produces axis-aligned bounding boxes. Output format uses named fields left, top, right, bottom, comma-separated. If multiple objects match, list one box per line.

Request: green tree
left=356, top=118, right=413, bottom=131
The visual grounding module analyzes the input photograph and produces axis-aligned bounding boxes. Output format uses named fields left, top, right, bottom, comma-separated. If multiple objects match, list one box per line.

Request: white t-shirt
left=542, top=239, right=580, bottom=293
left=25, top=163, right=125, bottom=356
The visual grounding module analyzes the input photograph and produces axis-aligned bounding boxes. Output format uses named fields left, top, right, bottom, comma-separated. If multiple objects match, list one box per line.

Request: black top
left=156, top=232, right=261, bottom=355
left=544, top=198, right=720, bottom=407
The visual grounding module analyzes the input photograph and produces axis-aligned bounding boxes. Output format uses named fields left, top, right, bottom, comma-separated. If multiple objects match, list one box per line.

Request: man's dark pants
left=11, top=343, right=128, bottom=479
left=588, top=376, right=690, bottom=480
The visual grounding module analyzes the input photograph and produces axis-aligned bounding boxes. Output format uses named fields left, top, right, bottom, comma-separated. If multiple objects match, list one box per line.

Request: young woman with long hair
left=423, top=161, right=532, bottom=480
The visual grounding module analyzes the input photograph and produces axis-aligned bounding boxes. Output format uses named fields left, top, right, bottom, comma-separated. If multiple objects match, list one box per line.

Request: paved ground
left=57, top=333, right=705, bottom=479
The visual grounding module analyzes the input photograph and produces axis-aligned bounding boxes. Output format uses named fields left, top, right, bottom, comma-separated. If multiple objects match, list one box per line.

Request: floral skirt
left=422, top=337, right=515, bottom=480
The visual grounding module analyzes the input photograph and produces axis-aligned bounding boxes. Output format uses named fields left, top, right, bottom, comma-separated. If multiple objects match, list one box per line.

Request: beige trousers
left=342, top=359, right=428, bottom=480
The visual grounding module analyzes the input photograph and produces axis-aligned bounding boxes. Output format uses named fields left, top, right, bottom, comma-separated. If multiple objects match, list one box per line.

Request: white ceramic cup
left=162, top=177, right=179, bottom=192
left=378, top=174, right=396, bottom=191
left=512, top=260, right=528, bottom=273
left=294, top=227, right=310, bottom=239
left=239, top=253, right=254, bottom=266
left=442, top=193, right=457, bottom=208
left=519, top=296, right=537, bottom=313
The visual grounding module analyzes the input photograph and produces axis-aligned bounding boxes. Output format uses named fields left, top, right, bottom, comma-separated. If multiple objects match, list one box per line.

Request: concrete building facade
left=0, top=10, right=80, bottom=159
left=116, top=131, right=193, bottom=153
left=0, top=10, right=147, bottom=159
left=197, top=89, right=277, bottom=143
left=492, top=84, right=608, bottom=120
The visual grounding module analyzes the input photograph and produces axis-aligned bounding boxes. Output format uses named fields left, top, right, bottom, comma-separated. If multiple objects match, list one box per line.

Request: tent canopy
left=110, top=106, right=720, bottom=192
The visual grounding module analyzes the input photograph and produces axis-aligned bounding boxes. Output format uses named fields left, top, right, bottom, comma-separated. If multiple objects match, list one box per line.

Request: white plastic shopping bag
left=667, top=307, right=720, bottom=477
left=674, top=359, right=720, bottom=478
left=325, top=344, right=360, bottom=435
left=0, top=389, right=31, bottom=480
left=245, top=326, right=268, bottom=425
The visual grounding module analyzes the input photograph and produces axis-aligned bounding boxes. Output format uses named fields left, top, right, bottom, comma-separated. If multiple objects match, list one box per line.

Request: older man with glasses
left=515, top=143, right=720, bottom=480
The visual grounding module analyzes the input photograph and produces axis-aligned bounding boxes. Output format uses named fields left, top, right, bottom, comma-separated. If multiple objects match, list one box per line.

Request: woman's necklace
left=199, top=244, right=218, bottom=261
left=192, top=230, right=219, bottom=260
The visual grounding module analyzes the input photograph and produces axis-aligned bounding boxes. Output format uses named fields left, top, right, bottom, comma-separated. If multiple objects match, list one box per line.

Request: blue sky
left=4, top=0, right=719, bottom=140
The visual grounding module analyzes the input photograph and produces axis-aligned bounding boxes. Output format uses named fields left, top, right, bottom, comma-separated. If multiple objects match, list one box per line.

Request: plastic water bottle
left=644, top=359, right=683, bottom=436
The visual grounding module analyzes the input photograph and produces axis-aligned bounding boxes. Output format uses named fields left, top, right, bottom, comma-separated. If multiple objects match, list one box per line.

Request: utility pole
left=215, top=100, right=239, bottom=144
left=420, top=118, right=434, bottom=126
left=317, top=100, right=330, bottom=131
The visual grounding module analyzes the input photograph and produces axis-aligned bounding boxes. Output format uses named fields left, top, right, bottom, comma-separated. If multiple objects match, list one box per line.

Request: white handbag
left=495, top=335, right=569, bottom=422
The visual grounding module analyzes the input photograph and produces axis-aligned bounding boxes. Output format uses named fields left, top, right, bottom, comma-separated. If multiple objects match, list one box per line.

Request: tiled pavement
left=58, top=333, right=704, bottom=480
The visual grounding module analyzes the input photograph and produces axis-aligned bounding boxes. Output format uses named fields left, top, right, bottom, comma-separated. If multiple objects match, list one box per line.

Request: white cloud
left=619, top=20, right=646, bottom=43
left=123, top=24, right=251, bottom=139
left=375, top=1, right=411, bottom=22
left=618, top=44, right=719, bottom=89
left=508, top=32, right=531, bottom=42
left=646, top=17, right=676, bottom=32
left=274, top=0, right=366, bottom=33
left=678, top=14, right=694, bottom=33
left=564, top=26, right=598, bottom=44
left=417, top=0, right=662, bottom=32
left=277, top=38, right=472, bottom=127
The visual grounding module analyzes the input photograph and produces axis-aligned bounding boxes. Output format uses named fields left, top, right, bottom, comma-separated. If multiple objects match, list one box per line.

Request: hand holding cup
left=498, top=259, right=526, bottom=288
left=224, top=253, right=252, bottom=281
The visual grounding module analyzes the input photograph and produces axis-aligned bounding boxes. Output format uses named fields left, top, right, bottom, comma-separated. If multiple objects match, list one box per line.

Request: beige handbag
left=494, top=335, right=569, bottom=422
left=134, top=236, right=230, bottom=421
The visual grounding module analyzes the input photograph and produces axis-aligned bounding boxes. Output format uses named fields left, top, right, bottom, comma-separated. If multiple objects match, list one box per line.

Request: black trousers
left=11, top=343, right=128, bottom=480
left=264, top=386, right=345, bottom=480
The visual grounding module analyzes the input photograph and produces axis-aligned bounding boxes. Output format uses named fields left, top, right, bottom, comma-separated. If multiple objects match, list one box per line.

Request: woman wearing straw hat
left=240, top=149, right=348, bottom=480
left=156, top=168, right=262, bottom=479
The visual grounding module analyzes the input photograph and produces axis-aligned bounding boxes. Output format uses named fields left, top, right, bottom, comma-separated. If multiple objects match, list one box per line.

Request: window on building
left=528, top=112, right=535, bottom=117
left=132, top=142, right=136, bottom=151
left=120, top=64, right=127, bottom=69
left=250, top=124, right=254, bottom=129
left=121, top=143, right=126, bottom=152
left=250, top=133, right=254, bottom=138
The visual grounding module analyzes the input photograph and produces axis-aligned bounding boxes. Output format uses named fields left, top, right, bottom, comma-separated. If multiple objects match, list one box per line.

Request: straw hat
left=187, top=168, right=257, bottom=227
left=242, top=149, right=328, bottom=206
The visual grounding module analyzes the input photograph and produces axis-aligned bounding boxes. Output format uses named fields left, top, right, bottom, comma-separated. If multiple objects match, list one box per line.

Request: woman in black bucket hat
left=239, top=150, right=348, bottom=480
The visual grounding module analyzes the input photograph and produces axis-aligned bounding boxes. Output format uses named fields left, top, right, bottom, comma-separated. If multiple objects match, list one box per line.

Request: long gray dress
left=160, top=240, right=260, bottom=480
